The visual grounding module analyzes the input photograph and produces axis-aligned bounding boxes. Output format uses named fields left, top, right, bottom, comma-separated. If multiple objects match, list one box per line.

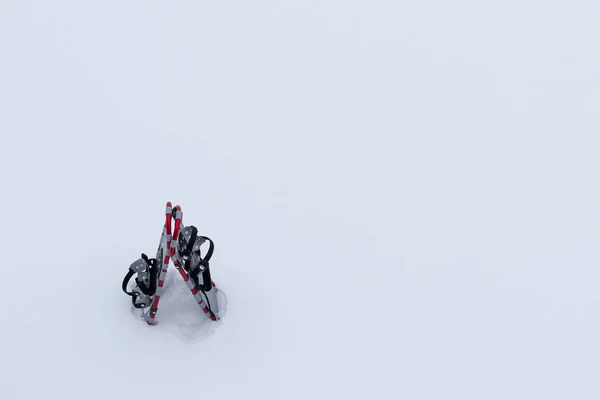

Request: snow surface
left=1, top=1, right=600, bottom=399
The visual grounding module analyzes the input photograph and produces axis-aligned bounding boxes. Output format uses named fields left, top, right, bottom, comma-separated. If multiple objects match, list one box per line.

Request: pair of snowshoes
left=122, top=202, right=221, bottom=325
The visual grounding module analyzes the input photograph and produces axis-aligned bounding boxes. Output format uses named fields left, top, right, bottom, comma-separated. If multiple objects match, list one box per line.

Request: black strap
left=182, top=226, right=198, bottom=260
left=199, top=267, right=213, bottom=292
left=197, top=236, right=216, bottom=309
left=199, top=236, right=215, bottom=263
left=186, top=235, right=214, bottom=274
left=137, top=254, right=157, bottom=296
left=122, top=269, right=136, bottom=296
left=201, top=287, right=216, bottom=318
left=122, top=270, right=149, bottom=309
left=121, top=254, right=157, bottom=308
left=185, top=235, right=215, bottom=292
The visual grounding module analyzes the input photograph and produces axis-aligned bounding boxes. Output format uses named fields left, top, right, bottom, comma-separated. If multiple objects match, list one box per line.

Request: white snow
left=1, top=1, right=599, bottom=399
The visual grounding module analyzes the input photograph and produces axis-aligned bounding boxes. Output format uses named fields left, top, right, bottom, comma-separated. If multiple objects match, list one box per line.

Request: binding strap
left=121, top=254, right=157, bottom=308
left=186, top=236, right=214, bottom=274
left=181, top=226, right=198, bottom=261
left=137, top=254, right=157, bottom=296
